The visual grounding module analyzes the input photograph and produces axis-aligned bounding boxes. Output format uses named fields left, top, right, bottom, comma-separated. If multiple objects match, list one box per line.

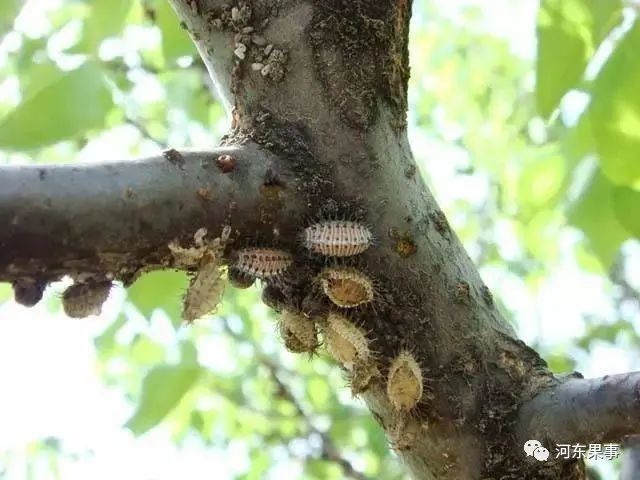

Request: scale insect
left=278, top=309, right=319, bottom=354
left=182, top=252, right=226, bottom=323
left=303, top=220, right=373, bottom=257
left=323, top=312, right=371, bottom=369
left=179, top=226, right=230, bottom=323
left=233, top=247, right=293, bottom=279
left=387, top=351, right=423, bottom=412
left=323, top=312, right=378, bottom=394
left=319, top=267, right=374, bottom=308
left=62, top=280, right=112, bottom=318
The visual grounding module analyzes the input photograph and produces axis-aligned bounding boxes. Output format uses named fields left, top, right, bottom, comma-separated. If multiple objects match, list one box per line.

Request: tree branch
left=622, top=435, right=640, bottom=480
left=517, top=372, right=640, bottom=448
left=221, top=317, right=369, bottom=480
left=0, top=142, right=304, bottom=287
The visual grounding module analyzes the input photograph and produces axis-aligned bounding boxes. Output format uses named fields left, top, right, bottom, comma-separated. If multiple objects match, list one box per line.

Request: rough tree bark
left=1, top=1, right=638, bottom=479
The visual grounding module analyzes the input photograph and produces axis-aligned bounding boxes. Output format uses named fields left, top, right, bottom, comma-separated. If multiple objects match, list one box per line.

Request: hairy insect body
left=62, top=281, right=112, bottom=318
left=319, top=267, right=374, bottom=308
left=234, top=248, right=293, bottom=279
left=278, top=309, right=318, bottom=353
left=303, top=221, right=373, bottom=257
left=387, top=351, right=423, bottom=411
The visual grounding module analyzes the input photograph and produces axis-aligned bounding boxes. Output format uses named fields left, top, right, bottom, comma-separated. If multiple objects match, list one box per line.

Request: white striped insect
left=233, top=248, right=293, bottom=279
left=303, top=221, right=373, bottom=257
left=387, top=351, right=423, bottom=412
left=319, top=267, right=374, bottom=308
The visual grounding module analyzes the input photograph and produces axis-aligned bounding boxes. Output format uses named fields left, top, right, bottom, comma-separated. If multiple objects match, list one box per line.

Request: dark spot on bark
left=404, top=164, right=416, bottom=178
left=454, top=281, right=470, bottom=304
left=308, top=0, right=411, bottom=130
left=481, top=285, right=494, bottom=307
left=260, top=183, right=283, bottom=202
left=395, top=236, right=417, bottom=257
left=179, top=20, right=187, bottom=30
left=430, top=210, right=450, bottom=235
left=163, top=148, right=185, bottom=169
left=216, top=154, right=236, bottom=173
left=124, top=188, right=134, bottom=199
left=12, top=278, right=46, bottom=307
left=197, top=187, right=211, bottom=199
left=38, top=169, right=46, bottom=181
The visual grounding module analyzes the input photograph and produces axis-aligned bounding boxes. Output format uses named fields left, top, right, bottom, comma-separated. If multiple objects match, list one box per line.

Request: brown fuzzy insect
left=233, top=248, right=292, bottom=279
left=278, top=309, right=318, bottom=353
left=319, top=267, right=374, bottom=308
left=62, top=280, right=112, bottom=318
left=323, top=312, right=370, bottom=367
left=387, top=351, right=423, bottom=412
left=303, top=220, right=373, bottom=257
left=323, top=312, right=378, bottom=395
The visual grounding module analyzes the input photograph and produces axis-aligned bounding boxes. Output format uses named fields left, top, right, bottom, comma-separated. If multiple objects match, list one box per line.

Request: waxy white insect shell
left=303, top=221, right=373, bottom=257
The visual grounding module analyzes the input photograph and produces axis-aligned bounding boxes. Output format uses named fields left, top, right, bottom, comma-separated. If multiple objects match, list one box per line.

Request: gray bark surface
left=1, top=1, right=638, bottom=478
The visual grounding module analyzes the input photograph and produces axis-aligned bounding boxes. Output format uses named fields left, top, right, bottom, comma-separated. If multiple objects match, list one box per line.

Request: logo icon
left=524, top=440, right=549, bottom=462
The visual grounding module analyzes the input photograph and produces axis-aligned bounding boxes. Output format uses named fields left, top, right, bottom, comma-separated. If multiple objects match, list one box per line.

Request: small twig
left=610, top=257, right=640, bottom=310
left=517, top=372, right=640, bottom=447
left=221, top=317, right=370, bottom=480
left=124, top=113, right=167, bottom=149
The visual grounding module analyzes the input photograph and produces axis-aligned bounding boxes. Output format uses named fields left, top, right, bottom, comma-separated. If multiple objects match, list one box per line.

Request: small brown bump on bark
left=404, top=164, right=416, bottom=179
left=430, top=210, right=450, bottom=235
left=454, top=281, right=470, bottom=304
left=216, top=154, right=236, bottom=173
left=481, top=285, right=494, bottom=307
left=396, top=236, right=417, bottom=257
left=197, top=187, right=210, bottom=199
left=163, top=148, right=185, bottom=169
left=12, top=278, right=46, bottom=307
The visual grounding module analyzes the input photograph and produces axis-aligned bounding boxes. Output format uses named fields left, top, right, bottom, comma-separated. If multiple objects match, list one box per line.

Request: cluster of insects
left=57, top=218, right=424, bottom=441
left=210, top=219, right=424, bottom=420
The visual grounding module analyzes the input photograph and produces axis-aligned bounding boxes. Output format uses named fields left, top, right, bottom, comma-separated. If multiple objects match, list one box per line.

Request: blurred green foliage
left=0, top=0, right=639, bottom=479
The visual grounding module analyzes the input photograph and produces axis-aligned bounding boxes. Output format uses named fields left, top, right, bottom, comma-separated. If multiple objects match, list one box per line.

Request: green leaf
left=154, top=0, right=195, bottom=64
left=536, top=0, right=622, bottom=117
left=126, top=270, right=188, bottom=322
left=94, top=314, right=128, bottom=352
left=588, top=20, right=640, bottom=187
left=0, top=62, right=113, bottom=150
left=0, top=282, right=12, bottom=303
left=611, top=186, right=640, bottom=238
left=567, top=168, right=631, bottom=267
left=74, top=0, right=132, bottom=53
left=0, top=0, right=21, bottom=37
left=125, top=364, right=201, bottom=435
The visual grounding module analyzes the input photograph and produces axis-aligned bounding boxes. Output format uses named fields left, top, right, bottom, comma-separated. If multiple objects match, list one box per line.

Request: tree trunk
left=1, top=1, right=638, bottom=478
